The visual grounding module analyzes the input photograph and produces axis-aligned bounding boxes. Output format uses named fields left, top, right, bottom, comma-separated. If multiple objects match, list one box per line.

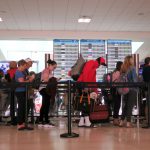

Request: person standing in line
left=24, top=58, right=33, bottom=76
left=142, top=57, right=150, bottom=128
left=111, top=61, right=123, bottom=126
left=77, top=57, right=107, bottom=127
left=6, top=61, right=17, bottom=81
left=24, top=58, right=35, bottom=123
left=38, top=59, right=57, bottom=128
left=119, top=56, right=138, bottom=128
left=15, top=59, right=35, bottom=130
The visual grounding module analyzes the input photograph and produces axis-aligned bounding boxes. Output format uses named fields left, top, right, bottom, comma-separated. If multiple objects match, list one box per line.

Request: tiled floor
left=0, top=118, right=150, bottom=150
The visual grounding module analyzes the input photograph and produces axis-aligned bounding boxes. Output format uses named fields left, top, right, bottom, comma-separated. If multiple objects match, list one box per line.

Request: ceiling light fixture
left=138, top=12, right=144, bottom=16
left=0, top=17, right=3, bottom=22
left=78, top=16, right=91, bottom=23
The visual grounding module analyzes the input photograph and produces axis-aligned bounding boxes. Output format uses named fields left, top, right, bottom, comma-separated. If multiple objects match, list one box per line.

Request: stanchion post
left=10, top=89, right=16, bottom=125
left=148, top=82, right=150, bottom=127
left=25, top=83, right=28, bottom=127
left=60, top=80, right=79, bottom=138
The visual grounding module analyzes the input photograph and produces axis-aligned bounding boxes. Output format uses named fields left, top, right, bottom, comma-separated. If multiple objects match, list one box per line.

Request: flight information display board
left=107, top=40, right=132, bottom=73
left=53, top=39, right=79, bottom=79
left=80, top=39, right=106, bottom=81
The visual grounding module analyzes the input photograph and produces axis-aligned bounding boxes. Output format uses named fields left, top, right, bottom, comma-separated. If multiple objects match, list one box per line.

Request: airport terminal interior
left=0, top=0, right=150, bottom=150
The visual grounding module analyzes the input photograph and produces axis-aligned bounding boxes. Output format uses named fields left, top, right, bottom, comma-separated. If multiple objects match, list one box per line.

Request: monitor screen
left=0, top=62, right=9, bottom=74
left=139, top=68, right=143, bottom=76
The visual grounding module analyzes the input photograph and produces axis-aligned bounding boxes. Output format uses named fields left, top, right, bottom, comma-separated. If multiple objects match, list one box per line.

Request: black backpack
left=32, top=72, right=42, bottom=89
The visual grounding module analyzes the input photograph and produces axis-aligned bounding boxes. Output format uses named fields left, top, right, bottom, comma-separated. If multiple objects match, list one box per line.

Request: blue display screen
left=0, top=63, right=9, bottom=74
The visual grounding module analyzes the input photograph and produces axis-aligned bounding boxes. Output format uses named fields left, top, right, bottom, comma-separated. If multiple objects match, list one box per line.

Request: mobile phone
left=57, top=78, right=62, bottom=81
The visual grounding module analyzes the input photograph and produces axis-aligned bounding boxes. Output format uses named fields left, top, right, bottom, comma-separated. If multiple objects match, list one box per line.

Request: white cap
left=25, top=58, right=32, bottom=63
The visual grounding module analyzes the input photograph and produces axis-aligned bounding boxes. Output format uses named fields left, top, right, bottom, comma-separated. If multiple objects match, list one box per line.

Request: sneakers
left=43, top=124, right=55, bottom=128
left=38, top=121, right=56, bottom=128
left=78, top=116, right=97, bottom=128
left=84, top=116, right=92, bottom=127
left=18, top=124, right=34, bottom=131
left=78, top=117, right=85, bottom=127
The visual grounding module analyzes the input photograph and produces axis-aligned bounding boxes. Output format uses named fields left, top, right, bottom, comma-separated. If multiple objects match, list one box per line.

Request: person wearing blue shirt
left=15, top=59, right=34, bottom=131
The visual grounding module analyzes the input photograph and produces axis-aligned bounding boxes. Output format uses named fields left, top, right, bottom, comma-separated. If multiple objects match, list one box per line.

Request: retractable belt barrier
left=0, top=81, right=150, bottom=137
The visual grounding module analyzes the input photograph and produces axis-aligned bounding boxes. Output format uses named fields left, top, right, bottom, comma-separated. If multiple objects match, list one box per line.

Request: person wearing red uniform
left=77, top=57, right=107, bottom=127
left=78, top=57, right=106, bottom=82
left=7, top=61, right=17, bottom=81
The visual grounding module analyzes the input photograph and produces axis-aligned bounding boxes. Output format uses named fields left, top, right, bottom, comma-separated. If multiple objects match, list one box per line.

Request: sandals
left=113, top=119, right=120, bottom=126
left=119, top=120, right=125, bottom=127
left=126, top=122, right=134, bottom=128
left=119, top=121, right=134, bottom=128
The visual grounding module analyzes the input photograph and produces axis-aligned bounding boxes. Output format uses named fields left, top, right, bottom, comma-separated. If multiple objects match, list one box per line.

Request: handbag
left=89, top=100, right=109, bottom=123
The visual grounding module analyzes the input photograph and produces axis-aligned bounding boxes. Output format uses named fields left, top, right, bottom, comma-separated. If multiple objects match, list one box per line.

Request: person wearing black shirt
left=142, top=57, right=150, bottom=128
left=142, top=57, right=150, bottom=82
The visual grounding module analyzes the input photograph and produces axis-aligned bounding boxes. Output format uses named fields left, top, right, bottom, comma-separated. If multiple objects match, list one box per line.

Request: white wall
left=0, top=40, right=53, bottom=72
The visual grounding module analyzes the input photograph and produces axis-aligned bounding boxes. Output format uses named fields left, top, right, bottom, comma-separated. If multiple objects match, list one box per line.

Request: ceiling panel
left=0, top=0, right=150, bottom=31
left=0, top=0, right=18, bottom=29
left=65, top=0, right=84, bottom=30
left=21, top=0, right=42, bottom=30
left=6, top=0, right=30, bottom=30
left=52, top=0, right=69, bottom=30
left=37, top=0, right=54, bottom=30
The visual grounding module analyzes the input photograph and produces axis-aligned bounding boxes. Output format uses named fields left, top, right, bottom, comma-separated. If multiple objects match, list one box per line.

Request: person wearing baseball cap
left=25, top=58, right=33, bottom=69
left=96, top=57, right=107, bottom=66
left=25, top=58, right=33, bottom=76
left=78, top=56, right=107, bottom=83
left=77, top=56, right=107, bottom=128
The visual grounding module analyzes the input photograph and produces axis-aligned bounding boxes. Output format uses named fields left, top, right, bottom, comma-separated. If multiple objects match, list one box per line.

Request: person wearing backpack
left=119, top=56, right=138, bottom=128
left=77, top=57, right=107, bottom=127
left=111, top=61, right=123, bottom=126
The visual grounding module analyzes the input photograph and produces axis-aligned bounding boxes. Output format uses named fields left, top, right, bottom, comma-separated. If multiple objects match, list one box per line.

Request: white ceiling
left=0, top=0, right=150, bottom=61
left=0, top=0, right=150, bottom=31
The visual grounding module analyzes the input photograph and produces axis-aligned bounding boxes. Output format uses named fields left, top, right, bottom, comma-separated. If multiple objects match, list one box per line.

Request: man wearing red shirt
left=77, top=57, right=107, bottom=127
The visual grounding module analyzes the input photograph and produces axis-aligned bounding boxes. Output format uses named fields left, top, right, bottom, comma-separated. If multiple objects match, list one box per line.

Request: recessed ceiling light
left=138, top=12, right=144, bottom=16
left=0, top=17, right=3, bottom=22
left=0, top=10, right=6, bottom=13
left=78, top=16, right=91, bottom=23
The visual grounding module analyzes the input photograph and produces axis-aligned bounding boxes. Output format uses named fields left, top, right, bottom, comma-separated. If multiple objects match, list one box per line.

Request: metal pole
left=148, top=82, right=150, bottom=127
left=10, top=90, right=16, bottom=125
left=60, top=80, right=79, bottom=138
left=68, top=80, right=72, bottom=134
left=25, top=84, right=28, bottom=127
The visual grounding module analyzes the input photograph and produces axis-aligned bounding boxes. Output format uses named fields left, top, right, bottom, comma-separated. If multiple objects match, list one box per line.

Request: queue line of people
left=0, top=55, right=150, bottom=131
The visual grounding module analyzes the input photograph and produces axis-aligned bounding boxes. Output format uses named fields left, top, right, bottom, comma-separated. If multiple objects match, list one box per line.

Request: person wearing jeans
left=15, top=59, right=34, bottom=130
left=119, top=56, right=138, bottom=128
left=112, top=61, right=123, bottom=126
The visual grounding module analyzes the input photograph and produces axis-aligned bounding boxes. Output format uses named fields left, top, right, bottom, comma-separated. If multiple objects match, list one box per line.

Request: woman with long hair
left=38, top=59, right=57, bottom=128
left=119, top=55, right=138, bottom=128
left=112, top=61, right=123, bottom=126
